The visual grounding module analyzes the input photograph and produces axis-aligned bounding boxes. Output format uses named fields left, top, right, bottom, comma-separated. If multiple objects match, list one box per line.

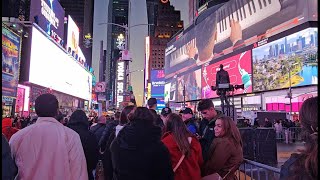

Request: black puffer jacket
left=110, top=121, right=174, bottom=180
left=68, top=118, right=99, bottom=180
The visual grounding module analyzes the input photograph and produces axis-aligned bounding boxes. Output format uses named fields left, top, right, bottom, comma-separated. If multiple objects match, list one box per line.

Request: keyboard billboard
left=165, top=0, right=316, bottom=80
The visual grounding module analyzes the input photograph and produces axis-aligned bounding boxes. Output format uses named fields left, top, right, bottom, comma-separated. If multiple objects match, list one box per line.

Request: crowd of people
left=2, top=94, right=318, bottom=180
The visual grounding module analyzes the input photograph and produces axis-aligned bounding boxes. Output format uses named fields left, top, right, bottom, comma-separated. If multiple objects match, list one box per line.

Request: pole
left=289, top=69, right=292, bottom=121
left=183, top=84, right=186, bottom=108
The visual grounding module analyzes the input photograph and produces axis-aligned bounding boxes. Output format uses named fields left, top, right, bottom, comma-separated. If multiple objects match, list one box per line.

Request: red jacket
left=162, top=132, right=203, bottom=180
left=2, top=118, right=19, bottom=141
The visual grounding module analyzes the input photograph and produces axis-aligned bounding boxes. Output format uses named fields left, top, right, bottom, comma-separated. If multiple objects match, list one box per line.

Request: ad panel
left=116, top=61, right=125, bottom=108
left=151, top=70, right=165, bottom=99
left=202, top=50, right=252, bottom=99
left=165, top=0, right=315, bottom=79
left=176, top=69, right=202, bottom=102
left=29, top=27, right=92, bottom=100
left=253, top=28, right=318, bottom=92
left=2, top=25, right=22, bottom=98
left=30, top=0, right=65, bottom=39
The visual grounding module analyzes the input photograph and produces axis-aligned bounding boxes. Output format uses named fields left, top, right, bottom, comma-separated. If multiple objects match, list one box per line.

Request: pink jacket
left=9, top=117, right=88, bottom=180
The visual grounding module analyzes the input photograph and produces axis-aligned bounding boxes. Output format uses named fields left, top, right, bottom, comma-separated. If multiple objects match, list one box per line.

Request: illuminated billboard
left=2, top=24, right=22, bottom=98
left=30, top=0, right=65, bottom=40
left=29, top=27, right=92, bottom=100
left=176, top=69, right=202, bottom=102
left=253, top=28, right=318, bottom=92
left=116, top=61, right=125, bottom=108
left=165, top=0, right=315, bottom=80
left=201, top=50, right=252, bottom=99
left=150, top=70, right=165, bottom=99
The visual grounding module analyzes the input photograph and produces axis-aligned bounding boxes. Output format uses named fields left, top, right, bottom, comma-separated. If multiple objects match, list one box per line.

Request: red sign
left=201, top=50, right=252, bottom=98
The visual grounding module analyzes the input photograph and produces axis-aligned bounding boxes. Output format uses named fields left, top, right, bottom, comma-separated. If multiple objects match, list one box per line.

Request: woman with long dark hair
left=162, top=113, right=203, bottom=180
left=280, top=96, right=318, bottom=180
left=67, top=110, right=99, bottom=180
left=202, top=116, right=243, bottom=180
left=110, top=107, right=174, bottom=180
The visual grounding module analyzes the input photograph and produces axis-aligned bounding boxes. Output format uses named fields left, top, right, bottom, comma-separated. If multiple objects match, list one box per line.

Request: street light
left=286, top=62, right=298, bottom=121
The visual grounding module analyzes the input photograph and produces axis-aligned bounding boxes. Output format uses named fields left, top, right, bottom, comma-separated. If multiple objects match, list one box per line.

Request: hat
left=147, top=98, right=157, bottom=107
left=161, top=107, right=172, bottom=116
left=182, top=107, right=193, bottom=115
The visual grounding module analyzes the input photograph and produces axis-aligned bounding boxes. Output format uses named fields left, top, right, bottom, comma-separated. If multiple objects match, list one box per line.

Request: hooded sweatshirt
left=110, top=121, right=174, bottom=180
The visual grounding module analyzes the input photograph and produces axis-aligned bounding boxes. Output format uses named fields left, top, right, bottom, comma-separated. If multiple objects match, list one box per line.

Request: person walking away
left=9, top=93, right=88, bottom=180
left=2, top=134, right=17, bottom=180
left=98, top=112, right=121, bottom=151
left=274, top=119, right=283, bottom=140
left=67, top=110, right=99, bottom=180
left=90, top=115, right=107, bottom=142
left=102, top=105, right=136, bottom=180
left=181, top=107, right=199, bottom=135
left=197, top=99, right=224, bottom=162
left=202, top=116, right=243, bottom=180
left=2, top=117, right=19, bottom=141
left=162, top=113, right=203, bottom=180
left=280, top=97, right=318, bottom=180
left=147, top=97, right=164, bottom=127
left=110, top=107, right=174, bottom=180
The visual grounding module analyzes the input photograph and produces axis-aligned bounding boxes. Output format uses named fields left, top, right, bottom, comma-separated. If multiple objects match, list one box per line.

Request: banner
left=2, top=24, right=22, bottom=98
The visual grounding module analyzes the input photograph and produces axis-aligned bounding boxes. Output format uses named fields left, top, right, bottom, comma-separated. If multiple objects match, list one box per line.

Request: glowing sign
left=116, top=61, right=125, bottom=107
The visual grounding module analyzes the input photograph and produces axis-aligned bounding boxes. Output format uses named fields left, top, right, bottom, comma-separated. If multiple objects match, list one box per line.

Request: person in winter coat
left=90, top=115, right=107, bottom=142
left=102, top=105, right=136, bottom=180
left=9, top=93, right=88, bottom=180
left=2, top=134, right=17, bottom=180
left=202, top=116, right=243, bottom=180
left=67, top=110, right=99, bottom=180
left=110, top=107, right=174, bottom=180
left=280, top=97, right=318, bottom=180
left=162, top=113, right=203, bottom=180
left=2, top=118, right=19, bottom=141
left=181, top=107, right=199, bottom=134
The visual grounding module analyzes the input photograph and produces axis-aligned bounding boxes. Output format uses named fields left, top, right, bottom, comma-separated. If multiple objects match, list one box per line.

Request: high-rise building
left=147, top=0, right=183, bottom=70
left=106, top=0, right=129, bottom=104
left=59, top=0, right=94, bottom=67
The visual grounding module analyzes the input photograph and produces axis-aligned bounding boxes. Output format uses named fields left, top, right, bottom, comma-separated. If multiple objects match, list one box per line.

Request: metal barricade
left=288, top=127, right=303, bottom=142
left=236, top=159, right=281, bottom=180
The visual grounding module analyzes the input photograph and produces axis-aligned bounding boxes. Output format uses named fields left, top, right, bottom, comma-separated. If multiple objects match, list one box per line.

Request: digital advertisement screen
left=176, top=69, right=202, bottom=102
left=29, top=27, right=92, bottom=100
left=2, top=25, right=22, bottom=98
left=151, top=70, right=165, bottom=100
left=253, top=28, right=318, bottom=92
left=66, top=15, right=85, bottom=61
left=165, top=0, right=315, bottom=80
left=30, top=0, right=65, bottom=39
left=201, top=50, right=252, bottom=99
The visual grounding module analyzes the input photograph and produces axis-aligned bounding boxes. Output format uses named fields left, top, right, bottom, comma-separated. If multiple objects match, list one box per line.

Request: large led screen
left=165, top=0, right=315, bottom=79
left=151, top=70, right=165, bottom=99
left=30, top=0, right=65, bottom=39
left=2, top=25, right=22, bottom=98
left=29, top=27, right=92, bottom=100
left=176, top=69, right=202, bottom=102
left=202, top=50, right=252, bottom=99
left=253, top=28, right=318, bottom=92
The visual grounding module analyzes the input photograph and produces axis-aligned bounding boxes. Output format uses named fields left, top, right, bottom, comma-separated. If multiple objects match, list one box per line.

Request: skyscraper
left=147, top=0, right=183, bottom=70
left=59, top=0, right=94, bottom=67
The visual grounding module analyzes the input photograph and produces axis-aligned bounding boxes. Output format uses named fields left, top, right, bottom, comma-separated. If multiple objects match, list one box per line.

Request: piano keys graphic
left=215, top=0, right=281, bottom=44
